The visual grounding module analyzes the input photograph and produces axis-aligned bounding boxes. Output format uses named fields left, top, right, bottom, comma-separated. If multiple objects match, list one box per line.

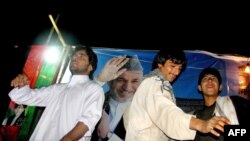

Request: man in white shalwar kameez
left=9, top=45, right=105, bottom=141
left=125, top=49, right=230, bottom=141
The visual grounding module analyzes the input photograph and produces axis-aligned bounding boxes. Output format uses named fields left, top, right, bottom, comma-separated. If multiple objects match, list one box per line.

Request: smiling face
left=198, top=74, right=222, bottom=97
left=158, top=60, right=184, bottom=83
left=109, top=70, right=143, bottom=102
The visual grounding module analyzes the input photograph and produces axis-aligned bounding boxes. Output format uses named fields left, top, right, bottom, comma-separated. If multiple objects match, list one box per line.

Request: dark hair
left=198, top=68, right=222, bottom=85
left=72, top=45, right=97, bottom=79
left=152, top=48, right=186, bottom=70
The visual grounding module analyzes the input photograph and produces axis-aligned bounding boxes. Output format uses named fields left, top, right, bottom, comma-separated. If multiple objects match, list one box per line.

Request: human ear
left=157, top=63, right=163, bottom=68
left=198, top=85, right=202, bottom=91
left=88, top=65, right=93, bottom=72
left=219, top=84, right=222, bottom=91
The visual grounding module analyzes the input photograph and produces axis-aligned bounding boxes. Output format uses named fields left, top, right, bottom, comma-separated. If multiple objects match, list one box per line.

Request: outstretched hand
left=96, top=55, right=129, bottom=83
left=10, top=73, right=30, bottom=88
left=200, top=116, right=230, bottom=137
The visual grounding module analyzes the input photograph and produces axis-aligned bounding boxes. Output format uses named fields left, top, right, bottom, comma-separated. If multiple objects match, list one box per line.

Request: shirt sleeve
left=78, top=84, right=105, bottom=136
left=144, top=77, right=196, bottom=140
left=8, top=85, right=60, bottom=106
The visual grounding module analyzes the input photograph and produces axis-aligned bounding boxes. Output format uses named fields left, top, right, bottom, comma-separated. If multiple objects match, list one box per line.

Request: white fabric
left=109, top=97, right=131, bottom=132
left=94, top=78, right=106, bottom=86
left=215, top=96, right=239, bottom=125
left=108, top=133, right=123, bottom=141
left=9, top=75, right=105, bottom=141
left=125, top=76, right=196, bottom=141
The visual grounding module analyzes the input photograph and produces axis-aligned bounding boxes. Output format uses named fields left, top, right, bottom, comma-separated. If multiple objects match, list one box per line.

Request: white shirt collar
left=68, top=75, right=90, bottom=86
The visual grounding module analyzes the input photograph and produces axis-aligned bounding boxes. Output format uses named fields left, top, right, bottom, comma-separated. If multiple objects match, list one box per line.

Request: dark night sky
left=2, top=4, right=249, bottom=57
left=0, top=3, right=249, bottom=121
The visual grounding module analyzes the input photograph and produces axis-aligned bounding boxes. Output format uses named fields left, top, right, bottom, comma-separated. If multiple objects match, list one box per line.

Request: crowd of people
left=1, top=45, right=249, bottom=141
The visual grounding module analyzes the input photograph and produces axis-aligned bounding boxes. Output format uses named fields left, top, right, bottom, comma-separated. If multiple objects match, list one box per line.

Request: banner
left=2, top=46, right=249, bottom=140
left=91, top=48, right=249, bottom=99
left=1, top=45, right=63, bottom=141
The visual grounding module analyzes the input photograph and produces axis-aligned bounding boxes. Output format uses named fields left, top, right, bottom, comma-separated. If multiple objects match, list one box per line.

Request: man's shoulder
left=143, top=75, right=170, bottom=85
left=230, top=95, right=248, bottom=101
left=230, top=95, right=250, bottom=105
left=89, top=80, right=103, bottom=88
left=143, top=75, right=159, bottom=82
left=229, top=95, right=250, bottom=125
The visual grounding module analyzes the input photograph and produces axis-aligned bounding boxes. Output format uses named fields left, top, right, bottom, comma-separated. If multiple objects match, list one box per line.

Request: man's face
left=198, top=74, right=222, bottom=97
left=69, top=50, right=92, bottom=75
left=158, top=60, right=183, bottom=82
left=110, top=70, right=143, bottom=101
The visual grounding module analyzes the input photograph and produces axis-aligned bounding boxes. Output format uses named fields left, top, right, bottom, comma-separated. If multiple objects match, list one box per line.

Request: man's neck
left=204, top=95, right=217, bottom=106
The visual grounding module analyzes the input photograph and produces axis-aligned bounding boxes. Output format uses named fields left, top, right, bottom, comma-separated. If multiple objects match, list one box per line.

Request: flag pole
left=48, top=14, right=71, bottom=83
left=48, top=14, right=66, bottom=47
left=46, top=14, right=60, bottom=45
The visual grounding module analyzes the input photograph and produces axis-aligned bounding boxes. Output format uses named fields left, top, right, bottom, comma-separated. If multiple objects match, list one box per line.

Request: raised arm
left=10, top=73, right=30, bottom=88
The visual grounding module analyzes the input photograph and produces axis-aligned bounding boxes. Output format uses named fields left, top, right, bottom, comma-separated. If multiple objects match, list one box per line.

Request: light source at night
left=238, top=64, right=249, bottom=90
left=238, top=63, right=250, bottom=99
left=43, top=46, right=61, bottom=64
left=244, top=63, right=250, bottom=73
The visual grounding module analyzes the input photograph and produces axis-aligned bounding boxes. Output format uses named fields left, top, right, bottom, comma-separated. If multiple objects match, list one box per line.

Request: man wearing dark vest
left=91, top=55, right=143, bottom=141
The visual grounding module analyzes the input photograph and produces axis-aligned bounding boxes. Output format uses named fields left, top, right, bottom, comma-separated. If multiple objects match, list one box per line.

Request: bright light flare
left=244, top=64, right=250, bottom=73
left=43, top=46, right=61, bottom=64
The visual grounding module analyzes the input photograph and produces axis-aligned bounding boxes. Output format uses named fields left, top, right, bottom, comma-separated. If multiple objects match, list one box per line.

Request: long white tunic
left=125, top=76, right=196, bottom=141
left=9, top=75, right=105, bottom=141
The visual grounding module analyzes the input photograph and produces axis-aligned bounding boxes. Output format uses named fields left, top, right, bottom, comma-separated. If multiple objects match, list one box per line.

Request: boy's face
left=198, top=74, right=222, bottom=97
left=158, top=60, right=183, bottom=82
left=69, top=50, right=92, bottom=75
